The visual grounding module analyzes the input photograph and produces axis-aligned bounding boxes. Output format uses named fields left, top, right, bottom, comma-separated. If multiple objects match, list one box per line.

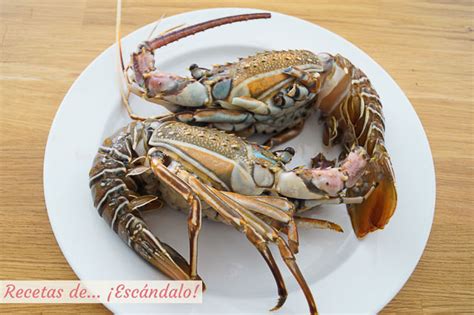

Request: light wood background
left=0, top=0, right=472, bottom=313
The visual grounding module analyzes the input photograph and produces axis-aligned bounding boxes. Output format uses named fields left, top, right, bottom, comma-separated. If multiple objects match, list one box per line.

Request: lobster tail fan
left=346, top=143, right=397, bottom=238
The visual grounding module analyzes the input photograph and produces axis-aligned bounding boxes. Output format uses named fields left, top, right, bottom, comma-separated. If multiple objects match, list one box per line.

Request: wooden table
left=0, top=0, right=472, bottom=313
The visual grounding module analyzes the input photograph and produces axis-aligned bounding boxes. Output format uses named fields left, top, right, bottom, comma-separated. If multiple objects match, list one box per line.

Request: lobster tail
left=318, top=54, right=397, bottom=238
left=89, top=122, right=201, bottom=281
left=347, top=143, right=397, bottom=237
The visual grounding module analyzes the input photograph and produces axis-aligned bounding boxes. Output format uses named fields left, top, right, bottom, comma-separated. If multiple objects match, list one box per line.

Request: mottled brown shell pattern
left=214, top=50, right=322, bottom=86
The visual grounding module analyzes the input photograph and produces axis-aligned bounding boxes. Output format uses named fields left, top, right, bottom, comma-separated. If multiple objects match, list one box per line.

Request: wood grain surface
left=0, top=0, right=472, bottom=313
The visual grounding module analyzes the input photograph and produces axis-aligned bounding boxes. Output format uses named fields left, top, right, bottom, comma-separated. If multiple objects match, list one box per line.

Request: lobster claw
left=346, top=151, right=397, bottom=238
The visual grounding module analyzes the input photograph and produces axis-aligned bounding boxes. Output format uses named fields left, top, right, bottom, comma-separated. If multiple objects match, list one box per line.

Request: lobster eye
left=190, top=65, right=204, bottom=80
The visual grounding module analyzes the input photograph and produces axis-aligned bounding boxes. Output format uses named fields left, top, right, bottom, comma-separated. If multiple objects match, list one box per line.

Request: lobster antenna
left=146, top=14, right=167, bottom=40
left=115, top=0, right=128, bottom=112
left=146, top=12, right=271, bottom=51
left=116, top=0, right=125, bottom=72
left=115, top=0, right=145, bottom=121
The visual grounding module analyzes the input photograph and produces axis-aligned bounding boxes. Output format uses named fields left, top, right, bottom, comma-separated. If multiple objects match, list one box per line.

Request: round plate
left=44, top=8, right=436, bottom=314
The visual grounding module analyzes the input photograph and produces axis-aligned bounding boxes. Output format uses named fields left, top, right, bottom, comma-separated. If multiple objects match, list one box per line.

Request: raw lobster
left=117, top=11, right=397, bottom=238
left=90, top=118, right=374, bottom=314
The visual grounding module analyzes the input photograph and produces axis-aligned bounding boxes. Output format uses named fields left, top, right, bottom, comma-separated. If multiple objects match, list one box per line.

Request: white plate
left=44, top=8, right=436, bottom=314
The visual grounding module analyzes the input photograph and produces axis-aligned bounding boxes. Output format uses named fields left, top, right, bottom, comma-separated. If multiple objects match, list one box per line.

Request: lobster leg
left=263, top=120, right=305, bottom=148
left=222, top=192, right=300, bottom=254
left=187, top=178, right=317, bottom=314
left=230, top=96, right=273, bottom=115
left=293, top=216, right=343, bottom=233
left=128, top=194, right=163, bottom=212
left=148, top=152, right=202, bottom=280
left=247, top=229, right=288, bottom=312
left=175, top=108, right=253, bottom=125
left=117, top=211, right=199, bottom=281
left=299, top=184, right=376, bottom=209
left=222, top=192, right=294, bottom=221
left=176, top=108, right=256, bottom=132
left=176, top=108, right=268, bottom=135
left=186, top=177, right=289, bottom=311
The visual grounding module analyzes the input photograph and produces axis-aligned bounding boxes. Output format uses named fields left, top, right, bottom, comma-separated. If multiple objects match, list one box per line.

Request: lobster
left=117, top=9, right=397, bottom=238
left=89, top=118, right=375, bottom=314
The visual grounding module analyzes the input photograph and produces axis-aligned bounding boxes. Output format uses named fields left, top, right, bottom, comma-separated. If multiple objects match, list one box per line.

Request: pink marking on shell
left=341, top=147, right=368, bottom=188
left=132, top=51, right=155, bottom=86
left=146, top=72, right=185, bottom=96
left=310, top=168, right=347, bottom=197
